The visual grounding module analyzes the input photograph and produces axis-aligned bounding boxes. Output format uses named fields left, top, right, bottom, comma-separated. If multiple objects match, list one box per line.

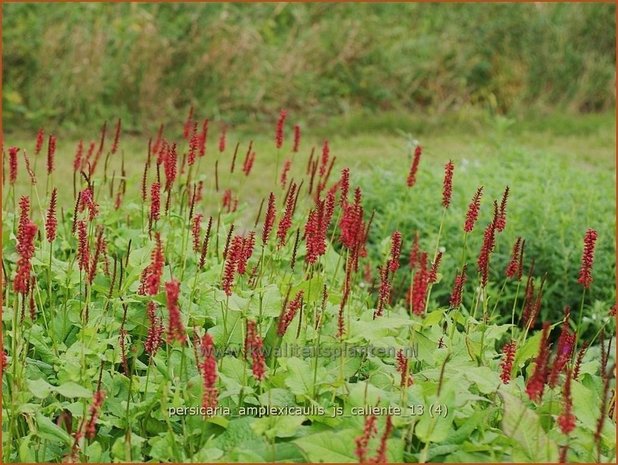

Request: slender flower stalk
left=499, top=340, right=516, bottom=384
left=526, top=322, right=551, bottom=402
left=464, top=186, right=483, bottom=233
left=165, top=279, right=186, bottom=344
left=442, top=160, right=454, bottom=208
left=577, top=228, right=598, bottom=288
left=45, top=188, right=58, bottom=243
left=407, top=145, right=422, bottom=187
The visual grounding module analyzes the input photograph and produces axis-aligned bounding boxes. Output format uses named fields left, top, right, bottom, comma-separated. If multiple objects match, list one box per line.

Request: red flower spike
left=577, top=228, right=598, bottom=289
left=388, top=231, right=403, bottom=273
left=407, top=145, right=422, bottom=187
left=505, top=237, right=522, bottom=279
left=293, top=124, right=301, bottom=152
left=84, top=390, right=106, bottom=440
left=165, top=279, right=186, bottom=344
left=9, top=147, right=18, bottom=184
left=278, top=290, right=303, bottom=336
left=139, top=233, right=165, bottom=296
left=200, top=333, right=219, bottom=412
left=499, top=340, right=516, bottom=384
left=355, top=415, right=378, bottom=464
left=526, top=322, right=551, bottom=402
left=275, top=109, right=287, bottom=149
left=47, top=135, right=56, bottom=175
left=191, top=214, right=203, bottom=252
left=428, top=251, right=443, bottom=284
left=464, top=186, right=483, bottom=233
left=449, top=265, right=467, bottom=308
left=557, top=368, right=576, bottom=435
left=496, top=186, right=509, bottom=232
left=145, top=301, right=164, bottom=356
left=280, top=159, right=292, bottom=188
left=262, top=193, right=276, bottom=244
left=245, top=320, right=266, bottom=381
left=111, top=118, right=121, bottom=154
left=35, top=128, right=44, bottom=155
left=45, top=187, right=58, bottom=243
left=442, top=160, right=454, bottom=208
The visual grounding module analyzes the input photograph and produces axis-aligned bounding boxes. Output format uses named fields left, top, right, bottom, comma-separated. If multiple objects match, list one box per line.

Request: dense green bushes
left=356, top=140, right=616, bottom=331
left=3, top=3, right=615, bottom=132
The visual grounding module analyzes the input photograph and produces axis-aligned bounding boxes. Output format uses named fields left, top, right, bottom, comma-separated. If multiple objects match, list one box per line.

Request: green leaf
left=500, top=391, right=558, bottom=462
left=295, top=429, right=357, bottom=462
left=36, top=412, right=72, bottom=446
left=56, top=382, right=92, bottom=398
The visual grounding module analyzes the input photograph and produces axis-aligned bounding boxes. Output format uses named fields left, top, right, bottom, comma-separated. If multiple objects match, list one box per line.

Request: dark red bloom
left=245, top=320, right=266, bottom=381
left=76, top=220, right=90, bottom=275
left=339, top=168, right=350, bottom=205
left=139, top=233, right=165, bottom=296
left=339, top=187, right=364, bottom=250
left=280, top=159, right=292, bottom=188
left=165, top=279, right=186, bottom=344
left=573, top=342, right=589, bottom=381
left=236, top=232, right=255, bottom=275
left=495, top=186, right=509, bottom=232
left=111, top=118, right=121, bottom=154
left=305, top=190, right=335, bottom=264
left=442, top=160, right=454, bottom=208
left=145, top=301, right=164, bottom=356
left=449, top=265, right=467, bottom=308
left=372, top=415, right=394, bottom=463
left=577, top=228, right=598, bottom=289
left=428, top=251, right=443, bottom=284
left=355, top=415, right=378, bottom=464
left=557, top=368, right=576, bottom=435
left=73, top=140, right=84, bottom=173
left=13, top=198, right=37, bottom=295
left=35, top=128, right=44, bottom=155
left=9, top=146, right=18, bottom=184
left=526, top=322, right=551, bottom=402
left=505, top=237, right=523, bottom=279
left=477, top=201, right=498, bottom=287
left=548, top=311, right=575, bottom=388
left=388, top=231, right=403, bottom=273
left=278, top=290, right=303, bottom=336
left=407, top=145, right=422, bottom=187
left=47, top=135, right=56, bottom=175
left=164, top=143, right=178, bottom=192
left=275, top=109, right=287, bottom=149
left=262, top=193, right=276, bottom=244
left=293, top=124, right=301, bottom=153
left=410, top=252, right=429, bottom=315
left=79, top=186, right=99, bottom=220
left=319, top=140, right=330, bottom=177
left=200, top=333, right=218, bottom=412
left=150, top=182, right=161, bottom=225
left=191, top=214, right=203, bottom=252
left=277, top=183, right=297, bottom=246
left=396, top=349, right=413, bottom=387
left=222, top=235, right=243, bottom=296
left=44, top=188, right=58, bottom=243
left=464, top=186, right=483, bottom=233
left=499, top=340, right=516, bottom=384
left=84, top=390, right=106, bottom=440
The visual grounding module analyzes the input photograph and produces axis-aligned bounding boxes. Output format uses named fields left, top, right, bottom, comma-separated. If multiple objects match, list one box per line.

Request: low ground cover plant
left=2, top=110, right=615, bottom=463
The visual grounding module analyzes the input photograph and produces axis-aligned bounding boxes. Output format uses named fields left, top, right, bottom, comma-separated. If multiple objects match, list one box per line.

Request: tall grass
left=3, top=3, right=615, bottom=132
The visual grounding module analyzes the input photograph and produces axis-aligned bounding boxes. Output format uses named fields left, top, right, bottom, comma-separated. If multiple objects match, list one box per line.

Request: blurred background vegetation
left=2, top=2, right=616, bottom=134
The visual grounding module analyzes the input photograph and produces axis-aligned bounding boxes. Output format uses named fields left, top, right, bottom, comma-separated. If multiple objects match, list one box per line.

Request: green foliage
left=3, top=3, right=615, bottom=132
left=356, top=138, right=616, bottom=330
